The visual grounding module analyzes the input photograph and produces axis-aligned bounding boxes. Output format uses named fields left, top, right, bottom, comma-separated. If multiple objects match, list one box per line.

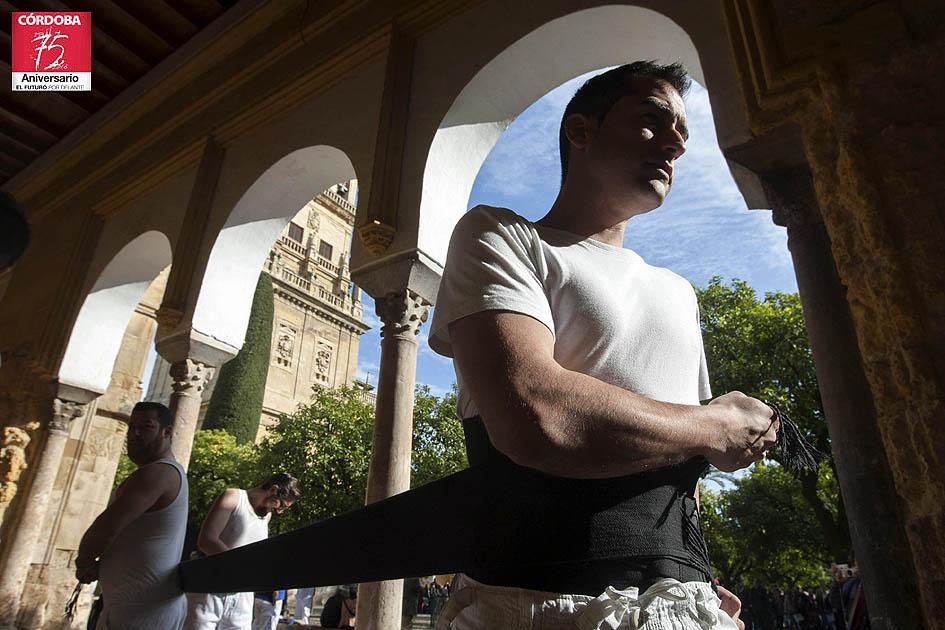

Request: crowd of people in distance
left=723, top=563, right=870, bottom=630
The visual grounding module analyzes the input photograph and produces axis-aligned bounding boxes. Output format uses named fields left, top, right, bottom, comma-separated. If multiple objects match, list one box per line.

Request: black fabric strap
left=180, top=418, right=712, bottom=596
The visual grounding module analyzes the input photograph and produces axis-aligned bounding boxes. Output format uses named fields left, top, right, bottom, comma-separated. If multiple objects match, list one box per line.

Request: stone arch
left=417, top=5, right=708, bottom=265
left=58, top=231, right=172, bottom=394
left=191, top=145, right=357, bottom=353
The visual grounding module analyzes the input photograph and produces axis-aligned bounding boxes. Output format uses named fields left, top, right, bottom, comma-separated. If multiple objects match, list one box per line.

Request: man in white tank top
left=184, top=473, right=301, bottom=630
left=76, top=402, right=189, bottom=629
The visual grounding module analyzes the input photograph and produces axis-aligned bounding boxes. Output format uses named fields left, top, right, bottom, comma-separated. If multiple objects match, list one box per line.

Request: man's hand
left=716, top=585, right=744, bottom=630
left=74, top=559, right=99, bottom=584
left=704, top=391, right=779, bottom=472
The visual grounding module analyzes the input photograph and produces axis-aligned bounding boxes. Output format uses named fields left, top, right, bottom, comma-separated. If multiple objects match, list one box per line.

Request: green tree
left=696, top=278, right=850, bottom=562
left=410, top=385, right=468, bottom=488
left=257, top=384, right=468, bottom=533
left=257, top=385, right=375, bottom=533
left=202, top=272, right=274, bottom=443
left=701, top=463, right=831, bottom=589
left=184, top=429, right=260, bottom=554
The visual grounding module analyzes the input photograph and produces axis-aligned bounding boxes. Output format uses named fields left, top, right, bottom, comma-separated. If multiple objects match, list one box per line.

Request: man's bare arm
left=449, top=311, right=777, bottom=478
left=196, top=488, right=241, bottom=555
left=75, top=463, right=180, bottom=577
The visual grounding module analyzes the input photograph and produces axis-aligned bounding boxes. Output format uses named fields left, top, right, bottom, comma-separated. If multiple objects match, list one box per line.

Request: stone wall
left=803, top=34, right=945, bottom=623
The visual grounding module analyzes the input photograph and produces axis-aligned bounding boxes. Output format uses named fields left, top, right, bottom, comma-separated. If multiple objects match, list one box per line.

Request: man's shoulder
left=128, top=459, right=180, bottom=484
left=644, top=263, right=697, bottom=298
left=214, top=487, right=243, bottom=508
left=455, top=204, right=532, bottom=236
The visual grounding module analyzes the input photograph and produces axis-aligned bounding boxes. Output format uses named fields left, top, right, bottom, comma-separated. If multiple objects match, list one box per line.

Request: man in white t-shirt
left=184, top=473, right=301, bottom=630
left=429, top=62, right=778, bottom=629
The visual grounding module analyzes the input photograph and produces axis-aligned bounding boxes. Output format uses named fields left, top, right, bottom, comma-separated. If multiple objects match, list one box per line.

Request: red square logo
left=11, top=12, right=91, bottom=92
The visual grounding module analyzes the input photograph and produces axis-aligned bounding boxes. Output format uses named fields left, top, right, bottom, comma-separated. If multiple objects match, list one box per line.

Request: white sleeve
left=428, top=207, right=554, bottom=358
left=695, top=298, right=712, bottom=402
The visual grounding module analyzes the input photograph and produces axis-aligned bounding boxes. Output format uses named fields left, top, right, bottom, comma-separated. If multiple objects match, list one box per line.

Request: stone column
left=0, top=391, right=91, bottom=625
left=168, top=358, right=214, bottom=470
left=768, top=172, right=921, bottom=628
left=357, top=290, right=430, bottom=630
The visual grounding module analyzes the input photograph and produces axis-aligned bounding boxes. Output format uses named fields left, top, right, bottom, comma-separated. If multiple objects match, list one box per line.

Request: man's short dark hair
left=558, top=61, right=691, bottom=183
left=261, top=472, right=302, bottom=501
left=132, top=401, right=173, bottom=428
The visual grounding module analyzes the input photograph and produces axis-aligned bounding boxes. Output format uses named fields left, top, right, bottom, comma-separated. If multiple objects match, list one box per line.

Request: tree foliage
left=410, top=385, right=468, bottom=489
left=202, top=272, right=274, bottom=443
left=184, top=429, right=260, bottom=554
left=257, top=385, right=375, bottom=533
left=696, top=278, right=850, bottom=562
left=257, top=384, right=468, bottom=534
left=701, top=462, right=832, bottom=590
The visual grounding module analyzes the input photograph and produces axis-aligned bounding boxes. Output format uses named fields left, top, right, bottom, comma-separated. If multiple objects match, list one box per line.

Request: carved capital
left=765, top=168, right=822, bottom=229
left=376, top=290, right=430, bottom=340
left=358, top=220, right=395, bottom=256
left=169, top=359, right=214, bottom=396
left=50, top=398, right=88, bottom=434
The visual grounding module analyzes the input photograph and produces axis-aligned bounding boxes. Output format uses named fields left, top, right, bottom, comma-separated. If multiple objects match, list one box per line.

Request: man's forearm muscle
left=451, top=311, right=775, bottom=478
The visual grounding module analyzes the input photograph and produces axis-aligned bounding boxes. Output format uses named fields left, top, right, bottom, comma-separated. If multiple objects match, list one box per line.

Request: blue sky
left=356, top=71, right=798, bottom=398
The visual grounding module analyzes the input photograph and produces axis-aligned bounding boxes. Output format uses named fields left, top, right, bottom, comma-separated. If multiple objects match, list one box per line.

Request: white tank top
left=98, top=458, right=188, bottom=608
left=219, top=489, right=270, bottom=550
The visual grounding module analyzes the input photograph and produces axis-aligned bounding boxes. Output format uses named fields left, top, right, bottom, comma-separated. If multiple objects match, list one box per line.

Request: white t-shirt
left=429, top=205, right=711, bottom=419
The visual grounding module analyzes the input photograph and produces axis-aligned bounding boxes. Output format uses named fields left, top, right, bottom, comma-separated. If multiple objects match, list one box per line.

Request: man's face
left=126, top=410, right=170, bottom=465
left=579, top=78, right=688, bottom=217
left=254, top=487, right=296, bottom=517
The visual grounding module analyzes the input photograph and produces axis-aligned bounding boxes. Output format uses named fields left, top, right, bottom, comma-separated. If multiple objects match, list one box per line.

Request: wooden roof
left=0, top=0, right=240, bottom=185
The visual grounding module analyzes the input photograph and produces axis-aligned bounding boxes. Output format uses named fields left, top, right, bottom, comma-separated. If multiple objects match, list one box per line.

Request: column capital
left=50, top=398, right=88, bottom=434
left=154, top=326, right=236, bottom=367
left=376, top=290, right=430, bottom=340
left=169, top=358, right=215, bottom=397
left=764, top=168, right=822, bottom=229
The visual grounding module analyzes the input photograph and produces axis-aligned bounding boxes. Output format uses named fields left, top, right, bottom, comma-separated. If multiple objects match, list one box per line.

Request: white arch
left=418, top=5, right=703, bottom=266
left=192, top=145, right=356, bottom=352
left=59, top=231, right=172, bottom=394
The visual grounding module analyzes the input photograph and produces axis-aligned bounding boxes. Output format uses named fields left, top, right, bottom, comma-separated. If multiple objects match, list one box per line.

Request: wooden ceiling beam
left=68, top=0, right=177, bottom=64
left=28, top=0, right=152, bottom=80
left=0, top=151, right=27, bottom=177
left=115, top=0, right=200, bottom=48
left=0, top=95, right=74, bottom=138
left=0, top=108, right=58, bottom=149
left=165, top=0, right=225, bottom=27
left=0, top=128, right=43, bottom=163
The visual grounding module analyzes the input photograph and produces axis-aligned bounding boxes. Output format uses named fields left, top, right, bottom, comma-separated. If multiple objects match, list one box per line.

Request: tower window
left=318, top=240, right=333, bottom=260
left=287, top=222, right=304, bottom=243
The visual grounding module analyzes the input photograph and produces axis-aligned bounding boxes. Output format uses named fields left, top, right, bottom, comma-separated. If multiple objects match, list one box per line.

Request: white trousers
left=185, top=592, right=254, bottom=630
left=436, top=574, right=741, bottom=630
left=251, top=598, right=283, bottom=630
left=294, top=586, right=314, bottom=622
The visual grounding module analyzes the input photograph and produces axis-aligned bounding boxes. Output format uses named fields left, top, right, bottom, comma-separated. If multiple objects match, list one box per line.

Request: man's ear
left=563, top=113, right=597, bottom=152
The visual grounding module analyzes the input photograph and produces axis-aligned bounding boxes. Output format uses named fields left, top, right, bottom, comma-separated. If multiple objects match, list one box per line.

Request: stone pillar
left=168, top=358, right=214, bottom=469
left=0, top=390, right=92, bottom=625
left=768, top=172, right=921, bottom=629
left=357, top=290, right=430, bottom=630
